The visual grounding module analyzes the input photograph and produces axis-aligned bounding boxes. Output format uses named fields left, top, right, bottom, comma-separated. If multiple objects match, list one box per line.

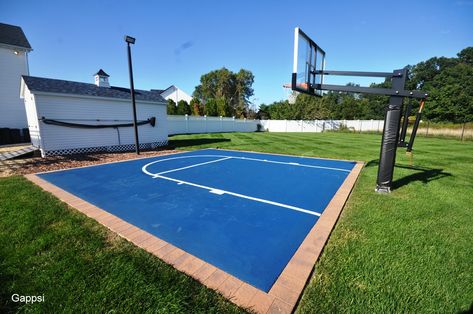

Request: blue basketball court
left=38, top=149, right=356, bottom=291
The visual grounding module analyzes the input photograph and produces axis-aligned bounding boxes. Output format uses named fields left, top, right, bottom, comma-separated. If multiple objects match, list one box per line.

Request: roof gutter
left=0, top=42, right=33, bottom=52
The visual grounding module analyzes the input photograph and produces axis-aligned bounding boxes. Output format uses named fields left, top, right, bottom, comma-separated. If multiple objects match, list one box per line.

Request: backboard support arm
left=315, top=83, right=427, bottom=99
left=303, top=68, right=427, bottom=193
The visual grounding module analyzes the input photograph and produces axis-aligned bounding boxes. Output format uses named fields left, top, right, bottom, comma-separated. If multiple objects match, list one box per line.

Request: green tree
left=216, top=97, right=230, bottom=117
left=265, top=100, right=291, bottom=119
left=256, top=104, right=271, bottom=119
left=204, top=99, right=218, bottom=116
left=234, top=69, right=255, bottom=118
left=295, top=94, right=331, bottom=119
left=458, top=47, right=473, bottom=65
left=405, top=47, right=473, bottom=122
left=423, top=63, right=473, bottom=122
left=193, top=68, right=254, bottom=117
left=167, top=99, right=176, bottom=115
left=176, top=100, right=191, bottom=115
left=190, top=97, right=203, bottom=116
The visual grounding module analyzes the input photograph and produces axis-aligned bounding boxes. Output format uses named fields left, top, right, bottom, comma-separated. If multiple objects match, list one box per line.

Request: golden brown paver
left=25, top=151, right=363, bottom=313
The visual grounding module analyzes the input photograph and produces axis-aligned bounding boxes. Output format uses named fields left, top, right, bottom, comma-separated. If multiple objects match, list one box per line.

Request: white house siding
left=31, top=93, right=167, bottom=156
left=0, top=46, right=29, bottom=128
left=161, top=86, right=192, bottom=104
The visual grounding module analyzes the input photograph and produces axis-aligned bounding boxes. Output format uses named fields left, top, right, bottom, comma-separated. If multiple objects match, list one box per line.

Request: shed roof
left=22, top=76, right=166, bottom=103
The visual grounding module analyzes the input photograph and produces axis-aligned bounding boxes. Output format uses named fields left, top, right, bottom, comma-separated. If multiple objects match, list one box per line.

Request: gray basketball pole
left=297, top=68, right=428, bottom=193
left=375, top=68, right=407, bottom=193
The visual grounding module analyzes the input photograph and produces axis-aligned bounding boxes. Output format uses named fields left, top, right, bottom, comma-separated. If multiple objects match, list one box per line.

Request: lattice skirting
left=42, top=140, right=168, bottom=157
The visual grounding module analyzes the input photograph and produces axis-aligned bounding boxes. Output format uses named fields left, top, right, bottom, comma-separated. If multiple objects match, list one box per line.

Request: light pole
left=125, top=35, right=140, bottom=155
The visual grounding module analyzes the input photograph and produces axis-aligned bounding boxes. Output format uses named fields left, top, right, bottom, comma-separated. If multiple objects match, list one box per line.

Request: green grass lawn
left=1, top=132, right=472, bottom=313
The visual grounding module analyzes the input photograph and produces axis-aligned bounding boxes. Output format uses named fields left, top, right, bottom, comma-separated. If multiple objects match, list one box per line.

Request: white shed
left=20, top=70, right=168, bottom=157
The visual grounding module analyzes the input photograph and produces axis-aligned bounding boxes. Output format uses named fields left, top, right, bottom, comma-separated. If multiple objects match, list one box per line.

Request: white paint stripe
left=142, top=154, right=350, bottom=177
left=156, top=156, right=232, bottom=176
left=153, top=174, right=321, bottom=217
left=209, top=189, right=225, bottom=195
left=233, top=156, right=351, bottom=172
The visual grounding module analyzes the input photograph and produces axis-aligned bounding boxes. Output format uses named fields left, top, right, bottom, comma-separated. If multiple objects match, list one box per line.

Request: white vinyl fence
left=167, top=115, right=384, bottom=135
left=167, top=115, right=259, bottom=135
left=259, top=119, right=384, bottom=133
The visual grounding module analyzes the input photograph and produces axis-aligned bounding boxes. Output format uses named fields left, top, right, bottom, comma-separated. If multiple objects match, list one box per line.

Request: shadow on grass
left=365, top=159, right=452, bottom=190
left=168, top=138, right=231, bottom=149
left=457, top=301, right=473, bottom=314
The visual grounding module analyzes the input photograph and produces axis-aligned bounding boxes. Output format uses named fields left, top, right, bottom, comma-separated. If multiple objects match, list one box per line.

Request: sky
left=1, top=0, right=472, bottom=107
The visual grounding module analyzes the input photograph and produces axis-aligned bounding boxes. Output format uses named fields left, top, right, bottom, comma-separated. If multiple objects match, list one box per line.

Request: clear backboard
left=292, top=27, right=325, bottom=96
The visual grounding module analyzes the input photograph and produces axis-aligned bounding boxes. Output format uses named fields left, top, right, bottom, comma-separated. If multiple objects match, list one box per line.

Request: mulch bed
left=0, top=149, right=181, bottom=177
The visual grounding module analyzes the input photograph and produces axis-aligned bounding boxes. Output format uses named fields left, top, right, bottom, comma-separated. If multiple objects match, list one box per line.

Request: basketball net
left=283, top=83, right=298, bottom=104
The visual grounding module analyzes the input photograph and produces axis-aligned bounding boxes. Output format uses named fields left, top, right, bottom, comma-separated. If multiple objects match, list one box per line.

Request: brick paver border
left=24, top=151, right=363, bottom=313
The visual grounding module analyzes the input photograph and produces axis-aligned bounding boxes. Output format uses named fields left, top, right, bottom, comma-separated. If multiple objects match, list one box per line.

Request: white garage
left=20, top=70, right=168, bottom=157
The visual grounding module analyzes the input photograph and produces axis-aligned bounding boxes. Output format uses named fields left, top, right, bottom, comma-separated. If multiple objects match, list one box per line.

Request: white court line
left=237, top=156, right=351, bottom=172
left=140, top=153, right=349, bottom=217
left=156, top=157, right=232, bottom=176
left=152, top=174, right=321, bottom=217
left=141, top=154, right=351, bottom=177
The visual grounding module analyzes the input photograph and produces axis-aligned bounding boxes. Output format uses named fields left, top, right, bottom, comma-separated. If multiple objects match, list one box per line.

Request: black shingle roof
left=151, top=85, right=175, bottom=95
left=22, top=76, right=166, bottom=103
left=0, top=23, right=32, bottom=49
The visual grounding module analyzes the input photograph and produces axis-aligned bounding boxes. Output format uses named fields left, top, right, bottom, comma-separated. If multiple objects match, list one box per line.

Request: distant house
left=20, top=70, right=168, bottom=157
left=0, top=22, right=32, bottom=129
left=153, top=85, right=192, bottom=104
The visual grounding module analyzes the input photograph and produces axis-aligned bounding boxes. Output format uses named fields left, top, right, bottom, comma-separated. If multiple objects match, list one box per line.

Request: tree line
left=168, top=47, right=472, bottom=123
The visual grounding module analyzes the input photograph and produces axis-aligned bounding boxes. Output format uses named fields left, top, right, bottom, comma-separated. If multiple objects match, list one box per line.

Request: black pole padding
left=406, top=99, right=425, bottom=152
left=126, top=40, right=140, bottom=155
left=375, top=68, right=408, bottom=193
left=398, top=98, right=412, bottom=147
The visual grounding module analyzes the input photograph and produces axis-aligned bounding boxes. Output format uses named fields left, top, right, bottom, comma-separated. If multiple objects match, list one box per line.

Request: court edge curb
left=24, top=154, right=363, bottom=314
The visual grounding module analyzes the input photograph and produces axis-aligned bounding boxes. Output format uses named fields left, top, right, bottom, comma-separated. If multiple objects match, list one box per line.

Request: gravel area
left=0, top=149, right=181, bottom=177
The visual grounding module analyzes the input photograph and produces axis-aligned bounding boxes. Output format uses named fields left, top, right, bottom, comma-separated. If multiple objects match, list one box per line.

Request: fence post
left=285, top=119, right=288, bottom=132
left=426, top=121, right=429, bottom=137
left=220, top=116, right=223, bottom=132
left=233, top=116, right=235, bottom=132
left=204, top=115, right=208, bottom=133
left=185, top=114, right=189, bottom=133
left=461, top=122, right=466, bottom=141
